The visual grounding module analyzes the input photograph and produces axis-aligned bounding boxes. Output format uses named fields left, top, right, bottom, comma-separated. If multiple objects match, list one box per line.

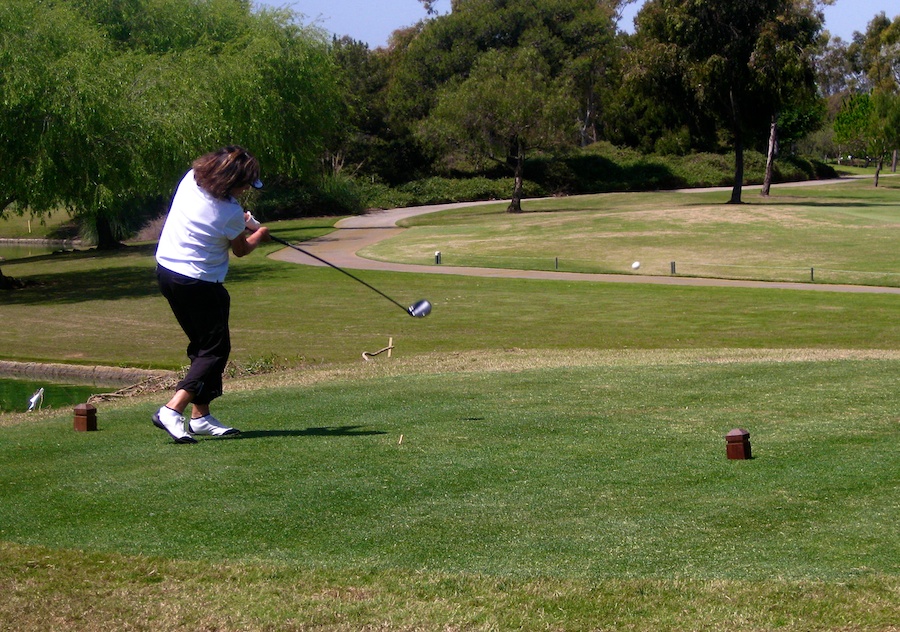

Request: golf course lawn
left=1, top=180, right=898, bottom=630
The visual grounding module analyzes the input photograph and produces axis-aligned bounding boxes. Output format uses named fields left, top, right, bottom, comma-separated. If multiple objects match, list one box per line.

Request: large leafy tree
left=389, top=0, right=620, bottom=166
left=814, top=12, right=900, bottom=171
left=834, top=91, right=900, bottom=184
left=609, top=32, right=718, bottom=153
left=0, top=0, right=164, bottom=249
left=633, top=0, right=826, bottom=203
left=329, top=36, right=432, bottom=185
left=852, top=12, right=900, bottom=94
left=0, top=0, right=342, bottom=252
left=815, top=35, right=864, bottom=98
left=750, top=2, right=825, bottom=195
left=420, top=47, right=577, bottom=212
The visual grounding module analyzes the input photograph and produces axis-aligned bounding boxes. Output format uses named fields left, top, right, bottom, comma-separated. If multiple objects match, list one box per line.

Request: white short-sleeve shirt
left=156, top=170, right=246, bottom=283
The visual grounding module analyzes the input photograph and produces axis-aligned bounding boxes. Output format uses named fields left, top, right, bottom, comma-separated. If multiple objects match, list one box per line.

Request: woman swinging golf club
left=153, top=146, right=270, bottom=443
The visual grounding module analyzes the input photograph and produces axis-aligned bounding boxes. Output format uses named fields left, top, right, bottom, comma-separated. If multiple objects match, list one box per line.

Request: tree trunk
left=0, top=267, right=23, bottom=290
left=729, top=135, right=745, bottom=204
left=1, top=199, right=25, bottom=288
left=874, top=156, right=883, bottom=187
left=761, top=116, right=777, bottom=197
left=94, top=214, right=123, bottom=250
left=506, top=139, right=525, bottom=214
left=580, top=84, right=598, bottom=147
left=892, top=149, right=897, bottom=173
left=728, top=90, right=744, bottom=205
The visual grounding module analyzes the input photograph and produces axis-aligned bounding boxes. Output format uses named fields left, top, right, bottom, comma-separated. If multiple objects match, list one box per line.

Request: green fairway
left=367, top=178, right=900, bottom=285
left=1, top=351, right=898, bottom=630
left=2, top=242, right=900, bottom=369
left=2, top=351, right=898, bottom=579
left=1, top=182, right=899, bottom=630
left=0, top=207, right=74, bottom=240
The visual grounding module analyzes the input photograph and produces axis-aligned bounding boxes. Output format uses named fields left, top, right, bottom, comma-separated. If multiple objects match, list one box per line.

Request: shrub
left=247, top=143, right=838, bottom=218
left=396, top=177, right=546, bottom=206
left=251, top=174, right=369, bottom=219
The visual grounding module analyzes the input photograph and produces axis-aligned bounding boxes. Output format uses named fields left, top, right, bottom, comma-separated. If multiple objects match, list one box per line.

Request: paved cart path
left=269, top=179, right=900, bottom=295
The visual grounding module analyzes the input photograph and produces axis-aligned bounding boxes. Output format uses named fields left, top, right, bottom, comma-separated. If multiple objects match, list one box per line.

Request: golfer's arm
left=230, top=226, right=270, bottom=257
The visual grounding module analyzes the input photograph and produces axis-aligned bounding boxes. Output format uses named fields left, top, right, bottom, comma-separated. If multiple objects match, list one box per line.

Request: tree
left=0, top=0, right=162, bottom=249
left=815, top=36, right=864, bottom=98
left=834, top=92, right=875, bottom=160
left=835, top=91, right=900, bottom=185
left=853, top=12, right=900, bottom=94
left=419, top=47, right=577, bottom=212
left=329, top=36, right=431, bottom=184
left=0, top=0, right=342, bottom=253
left=389, top=0, right=620, bottom=169
left=610, top=33, right=718, bottom=153
left=634, top=0, right=826, bottom=203
left=751, top=2, right=825, bottom=195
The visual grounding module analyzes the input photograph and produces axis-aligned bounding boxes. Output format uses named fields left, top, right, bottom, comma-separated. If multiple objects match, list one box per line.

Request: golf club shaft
left=269, top=235, right=410, bottom=314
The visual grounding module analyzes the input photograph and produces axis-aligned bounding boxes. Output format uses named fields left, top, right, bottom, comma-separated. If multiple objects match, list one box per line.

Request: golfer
left=153, top=145, right=270, bottom=443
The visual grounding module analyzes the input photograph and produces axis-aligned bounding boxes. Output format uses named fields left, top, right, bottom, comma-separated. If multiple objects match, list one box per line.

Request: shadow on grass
left=234, top=425, right=386, bottom=440
left=4, top=264, right=159, bottom=305
left=1, top=245, right=280, bottom=306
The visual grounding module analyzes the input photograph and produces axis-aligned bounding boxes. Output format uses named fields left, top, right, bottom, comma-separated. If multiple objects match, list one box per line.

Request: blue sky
left=618, top=0, right=897, bottom=41
left=257, top=0, right=897, bottom=48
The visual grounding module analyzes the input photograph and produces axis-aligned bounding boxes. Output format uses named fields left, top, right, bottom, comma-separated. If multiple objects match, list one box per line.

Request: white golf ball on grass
left=631, top=261, right=641, bottom=270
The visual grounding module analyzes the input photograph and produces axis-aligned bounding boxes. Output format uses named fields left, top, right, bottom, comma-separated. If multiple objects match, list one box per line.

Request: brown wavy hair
left=192, top=145, right=260, bottom=199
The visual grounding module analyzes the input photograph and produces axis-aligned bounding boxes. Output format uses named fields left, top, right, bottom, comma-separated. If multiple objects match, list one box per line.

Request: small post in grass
left=74, top=403, right=97, bottom=432
left=726, top=428, right=751, bottom=460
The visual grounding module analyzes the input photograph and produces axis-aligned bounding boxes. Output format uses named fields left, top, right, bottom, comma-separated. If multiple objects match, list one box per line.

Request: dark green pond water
left=0, top=378, right=105, bottom=414
left=0, top=243, right=58, bottom=260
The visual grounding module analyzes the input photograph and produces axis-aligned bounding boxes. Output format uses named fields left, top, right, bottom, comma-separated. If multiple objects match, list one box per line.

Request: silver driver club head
left=408, top=299, right=432, bottom=318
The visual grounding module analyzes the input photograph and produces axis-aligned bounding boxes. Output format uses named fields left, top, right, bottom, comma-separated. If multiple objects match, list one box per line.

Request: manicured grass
left=0, top=207, right=74, bottom=240
left=1, top=351, right=898, bottom=630
left=3, top=352, right=898, bottom=578
left=3, top=542, right=895, bottom=632
left=1, top=239, right=900, bottom=369
left=369, top=178, right=900, bottom=284
left=1, top=184, right=899, bottom=630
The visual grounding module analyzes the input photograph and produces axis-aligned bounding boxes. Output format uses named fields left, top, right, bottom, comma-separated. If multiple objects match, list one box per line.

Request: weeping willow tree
left=0, top=0, right=342, bottom=255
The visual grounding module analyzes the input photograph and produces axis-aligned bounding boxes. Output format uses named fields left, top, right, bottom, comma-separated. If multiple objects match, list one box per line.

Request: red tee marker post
left=726, top=428, right=751, bottom=460
left=74, top=403, right=97, bottom=432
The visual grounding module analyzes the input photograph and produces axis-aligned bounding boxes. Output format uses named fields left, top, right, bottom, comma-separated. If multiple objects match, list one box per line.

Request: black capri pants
left=156, top=265, right=231, bottom=405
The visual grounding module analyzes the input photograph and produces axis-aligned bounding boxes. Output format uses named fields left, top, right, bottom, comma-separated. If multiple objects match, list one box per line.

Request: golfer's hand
left=231, top=226, right=270, bottom=257
left=244, top=212, right=262, bottom=232
left=252, top=226, right=271, bottom=243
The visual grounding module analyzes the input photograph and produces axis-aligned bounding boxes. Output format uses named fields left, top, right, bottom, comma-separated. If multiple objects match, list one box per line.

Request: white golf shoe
left=189, top=414, right=240, bottom=437
left=152, top=407, right=197, bottom=444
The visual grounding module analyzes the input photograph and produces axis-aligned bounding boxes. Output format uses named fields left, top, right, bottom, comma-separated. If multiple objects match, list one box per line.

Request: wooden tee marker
left=726, top=428, right=751, bottom=460
left=74, top=403, right=97, bottom=432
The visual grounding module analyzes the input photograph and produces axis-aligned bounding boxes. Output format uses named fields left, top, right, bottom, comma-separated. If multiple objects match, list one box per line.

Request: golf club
left=269, top=235, right=431, bottom=318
